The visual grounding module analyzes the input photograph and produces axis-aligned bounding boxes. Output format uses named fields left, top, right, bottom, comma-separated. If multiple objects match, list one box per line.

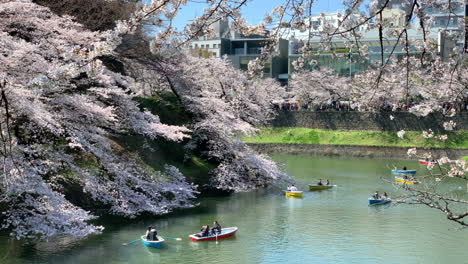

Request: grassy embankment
left=243, top=127, right=468, bottom=149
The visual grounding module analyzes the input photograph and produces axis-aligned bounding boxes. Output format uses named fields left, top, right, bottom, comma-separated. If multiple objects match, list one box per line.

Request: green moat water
left=1, top=155, right=467, bottom=264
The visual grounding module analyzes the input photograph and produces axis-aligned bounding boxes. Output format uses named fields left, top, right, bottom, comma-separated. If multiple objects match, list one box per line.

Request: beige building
left=381, top=8, right=406, bottom=28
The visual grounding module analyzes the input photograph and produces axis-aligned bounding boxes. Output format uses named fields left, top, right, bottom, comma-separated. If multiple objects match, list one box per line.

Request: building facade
left=187, top=4, right=466, bottom=82
left=187, top=21, right=289, bottom=80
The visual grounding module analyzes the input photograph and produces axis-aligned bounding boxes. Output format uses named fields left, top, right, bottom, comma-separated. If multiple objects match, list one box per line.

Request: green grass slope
left=243, top=127, right=468, bottom=149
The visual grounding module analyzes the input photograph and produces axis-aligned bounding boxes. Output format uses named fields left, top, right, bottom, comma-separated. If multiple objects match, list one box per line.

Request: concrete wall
left=270, top=111, right=468, bottom=132
left=248, top=143, right=468, bottom=160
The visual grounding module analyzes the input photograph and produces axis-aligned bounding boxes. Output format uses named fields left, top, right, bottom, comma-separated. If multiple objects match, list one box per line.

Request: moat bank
left=248, top=143, right=468, bottom=159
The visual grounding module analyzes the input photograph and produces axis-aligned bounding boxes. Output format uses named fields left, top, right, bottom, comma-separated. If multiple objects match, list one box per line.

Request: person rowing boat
left=145, top=226, right=158, bottom=241
left=211, top=221, right=221, bottom=235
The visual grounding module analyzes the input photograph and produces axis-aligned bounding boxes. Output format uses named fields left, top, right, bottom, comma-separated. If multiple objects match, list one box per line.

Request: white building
left=283, top=10, right=367, bottom=40
left=189, top=39, right=223, bottom=57
left=381, top=8, right=406, bottom=28
left=187, top=19, right=231, bottom=58
left=423, top=0, right=465, bottom=30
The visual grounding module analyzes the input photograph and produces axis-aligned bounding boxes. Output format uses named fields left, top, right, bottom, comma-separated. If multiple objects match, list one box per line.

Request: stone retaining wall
left=248, top=143, right=468, bottom=160
left=270, top=111, right=467, bottom=131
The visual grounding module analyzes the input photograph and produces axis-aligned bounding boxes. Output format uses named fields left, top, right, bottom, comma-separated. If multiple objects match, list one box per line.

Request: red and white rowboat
left=189, top=227, right=238, bottom=241
left=419, top=159, right=437, bottom=165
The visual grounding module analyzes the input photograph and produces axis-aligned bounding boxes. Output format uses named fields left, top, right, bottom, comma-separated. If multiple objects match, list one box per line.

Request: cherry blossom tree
left=0, top=0, right=196, bottom=239
left=0, top=0, right=292, bottom=239
left=289, top=68, right=352, bottom=107
left=160, top=55, right=290, bottom=191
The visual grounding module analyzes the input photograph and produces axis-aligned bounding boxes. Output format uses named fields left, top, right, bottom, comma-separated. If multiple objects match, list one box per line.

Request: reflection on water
left=1, top=155, right=467, bottom=264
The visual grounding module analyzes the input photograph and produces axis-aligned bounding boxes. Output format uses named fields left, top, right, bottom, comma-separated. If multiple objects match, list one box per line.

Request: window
left=201, top=44, right=205, bottom=48
left=194, top=44, right=198, bottom=48
left=206, top=44, right=210, bottom=48
left=212, top=52, right=216, bottom=56
left=213, top=44, right=217, bottom=48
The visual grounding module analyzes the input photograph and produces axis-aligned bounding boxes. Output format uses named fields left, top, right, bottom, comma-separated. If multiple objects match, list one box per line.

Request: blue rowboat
left=368, top=197, right=391, bottom=205
left=391, top=170, right=416, bottom=175
left=141, top=236, right=164, bottom=248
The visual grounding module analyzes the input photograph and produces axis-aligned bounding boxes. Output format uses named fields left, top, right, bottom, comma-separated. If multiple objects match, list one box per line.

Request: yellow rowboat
left=284, top=191, right=303, bottom=198
left=309, top=185, right=336, bottom=191
left=395, top=176, right=419, bottom=184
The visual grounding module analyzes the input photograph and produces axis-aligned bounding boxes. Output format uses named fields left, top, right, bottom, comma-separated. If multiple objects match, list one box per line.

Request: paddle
left=215, top=232, right=218, bottom=244
left=159, top=236, right=182, bottom=241
left=123, top=238, right=141, bottom=246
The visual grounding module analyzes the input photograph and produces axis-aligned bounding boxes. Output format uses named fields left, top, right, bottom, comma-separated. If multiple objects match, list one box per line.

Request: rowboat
left=141, top=236, right=164, bottom=248
left=391, top=170, right=416, bottom=175
left=368, top=197, right=391, bottom=205
left=419, top=159, right=437, bottom=165
left=395, top=176, right=419, bottom=184
left=309, top=185, right=336, bottom=191
left=284, top=191, right=303, bottom=198
left=189, top=227, right=238, bottom=242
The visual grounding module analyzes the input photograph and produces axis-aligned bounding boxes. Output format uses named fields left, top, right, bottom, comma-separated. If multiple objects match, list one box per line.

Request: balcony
left=233, top=47, right=262, bottom=55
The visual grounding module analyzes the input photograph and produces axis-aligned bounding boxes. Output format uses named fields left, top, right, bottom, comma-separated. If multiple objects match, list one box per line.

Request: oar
left=123, top=238, right=141, bottom=246
left=215, top=232, right=218, bottom=244
left=159, top=236, right=182, bottom=241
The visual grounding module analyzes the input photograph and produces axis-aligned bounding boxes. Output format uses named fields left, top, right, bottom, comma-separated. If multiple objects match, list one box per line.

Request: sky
left=172, top=0, right=348, bottom=30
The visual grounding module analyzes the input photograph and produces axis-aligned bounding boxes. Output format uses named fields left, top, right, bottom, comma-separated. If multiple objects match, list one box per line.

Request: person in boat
left=287, top=185, right=292, bottom=191
left=382, top=192, right=389, bottom=199
left=145, top=226, right=152, bottom=240
left=195, top=225, right=210, bottom=237
left=290, top=185, right=298, bottom=191
left=326, top=179, right=330, bottom=185
left=146, top=226, right=158, bottom=241
left=373, top=191, right=380, bottom=200
left=211, top=221, right=221, bottom=235
left=317, top=179, right=323, bottom=186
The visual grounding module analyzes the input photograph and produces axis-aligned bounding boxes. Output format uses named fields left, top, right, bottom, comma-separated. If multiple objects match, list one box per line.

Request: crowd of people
left=273, top=101, right=356, bottom=112
left=273, top=100, right=468, bottom=113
